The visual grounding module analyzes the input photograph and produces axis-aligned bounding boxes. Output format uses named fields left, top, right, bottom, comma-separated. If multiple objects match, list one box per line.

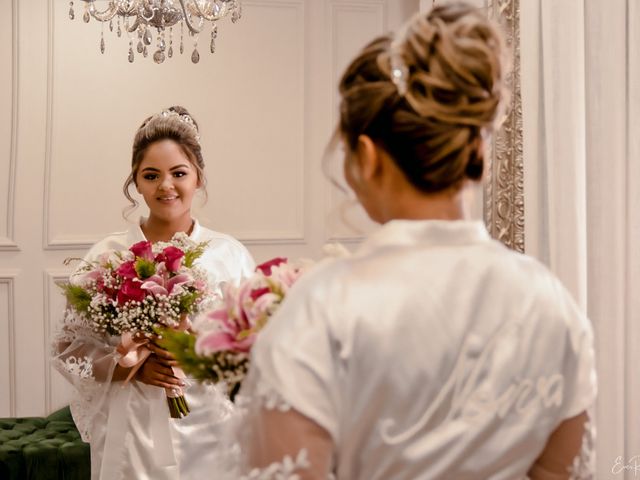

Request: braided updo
left=123, top=106, right=206, bottom=210
left=338, top=2, right=505, bottom=193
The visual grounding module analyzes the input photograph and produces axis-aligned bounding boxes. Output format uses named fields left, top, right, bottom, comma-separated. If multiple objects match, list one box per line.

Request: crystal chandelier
left=68, top=0, right=242, bottom=64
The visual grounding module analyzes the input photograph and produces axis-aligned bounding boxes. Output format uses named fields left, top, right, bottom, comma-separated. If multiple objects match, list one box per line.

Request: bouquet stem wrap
left=117, top=330, right=190, bottom=418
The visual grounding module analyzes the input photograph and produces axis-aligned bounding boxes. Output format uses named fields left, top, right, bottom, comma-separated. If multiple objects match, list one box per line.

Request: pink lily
left=141, top=275, right=168, bottom=296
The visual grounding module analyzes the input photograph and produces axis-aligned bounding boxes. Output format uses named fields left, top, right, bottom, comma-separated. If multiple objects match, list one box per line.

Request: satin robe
left=239, top=220, right=596, bottom=479
left=53, top=219, right=255, bottom=480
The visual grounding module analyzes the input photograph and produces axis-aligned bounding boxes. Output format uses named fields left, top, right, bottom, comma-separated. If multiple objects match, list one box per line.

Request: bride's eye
left=173, top=171, right=187, bottom=178
left=143, top=173, right=158, bottom=180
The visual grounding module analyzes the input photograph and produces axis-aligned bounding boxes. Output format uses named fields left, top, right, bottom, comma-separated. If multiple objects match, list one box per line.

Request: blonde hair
left=123, top=106, right=207, bottom=213
left=338, top=2, right=505, bottom=193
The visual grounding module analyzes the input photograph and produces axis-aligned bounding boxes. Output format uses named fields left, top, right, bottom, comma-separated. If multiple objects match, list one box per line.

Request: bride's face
left=135, top=139, right=200, bottom=223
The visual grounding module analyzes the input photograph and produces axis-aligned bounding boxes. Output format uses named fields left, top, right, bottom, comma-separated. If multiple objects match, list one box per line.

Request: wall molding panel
left=0, top=275, right=17, bottom=416
left=42, top=0, right=57, bottom=251
left=325, top=0, right=385, bottom=242
left=0, top=0, right=19, bottom=252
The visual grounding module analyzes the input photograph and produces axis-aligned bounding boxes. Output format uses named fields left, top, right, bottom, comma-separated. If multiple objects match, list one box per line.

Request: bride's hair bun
left=338, top=2, right=506, bottom=192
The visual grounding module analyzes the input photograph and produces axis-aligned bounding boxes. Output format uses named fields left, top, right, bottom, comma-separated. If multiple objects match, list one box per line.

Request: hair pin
left=389, top=40, right=409, bottom=96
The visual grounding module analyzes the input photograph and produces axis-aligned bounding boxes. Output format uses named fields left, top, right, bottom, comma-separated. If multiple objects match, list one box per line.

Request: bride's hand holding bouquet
left=62, top=232, right=211, bottom=418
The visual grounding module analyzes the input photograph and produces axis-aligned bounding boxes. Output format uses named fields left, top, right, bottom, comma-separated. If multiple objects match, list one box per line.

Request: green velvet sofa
left=0, top=406, right=90, bottom=479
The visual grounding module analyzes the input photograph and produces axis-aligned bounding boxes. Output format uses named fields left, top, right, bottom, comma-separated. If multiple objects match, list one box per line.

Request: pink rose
left=117, top=279, right=146, bottom=305
left=129, top=241, right=154, bottom=261
left=160, top=246, right=185, bottom=273
left=116, top=261, right=138, bottom=279
left=256, top=257, right=287, bottom=276
left=117, top=279, right=147, bottom=305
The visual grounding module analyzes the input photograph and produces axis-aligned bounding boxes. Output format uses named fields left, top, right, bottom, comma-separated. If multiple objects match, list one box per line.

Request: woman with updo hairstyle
left=53, top=106, right=255, bottom=479
left=234, top=3, right=596, bottom=479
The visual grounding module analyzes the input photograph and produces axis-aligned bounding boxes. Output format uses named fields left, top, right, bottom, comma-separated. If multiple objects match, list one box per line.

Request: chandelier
left=68, top=0, right=242, bottom=64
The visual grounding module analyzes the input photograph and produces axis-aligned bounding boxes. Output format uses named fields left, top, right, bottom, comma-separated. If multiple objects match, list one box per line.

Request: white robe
left=53, top=219, right=255, bottom=480
left=238, top=220, right=597, bottom=479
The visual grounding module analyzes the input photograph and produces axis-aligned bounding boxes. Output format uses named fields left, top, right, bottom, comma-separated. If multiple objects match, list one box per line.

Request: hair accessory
left=157, top=109, right=201, bottom=142
left=389, top=41, right=409, bottom=96
left=388, top=18, right=413, bottom=97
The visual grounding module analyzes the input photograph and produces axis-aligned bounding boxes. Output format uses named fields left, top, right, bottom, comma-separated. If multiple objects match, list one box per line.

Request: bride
left=234, top=3, right=596, bottom=479
left=53, top=106, right=255, bottom=479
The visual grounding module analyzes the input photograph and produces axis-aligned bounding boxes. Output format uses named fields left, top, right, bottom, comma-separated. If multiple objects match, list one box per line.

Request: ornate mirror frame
left=484, top=0, right=524, bottom=252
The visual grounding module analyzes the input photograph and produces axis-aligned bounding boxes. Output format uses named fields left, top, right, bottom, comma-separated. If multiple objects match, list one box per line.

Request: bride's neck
left=140, top=215, right=194, bottom=243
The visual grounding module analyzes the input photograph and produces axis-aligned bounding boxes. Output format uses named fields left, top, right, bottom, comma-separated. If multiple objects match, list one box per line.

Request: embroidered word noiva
left=379, top=321, right=565, bottom=445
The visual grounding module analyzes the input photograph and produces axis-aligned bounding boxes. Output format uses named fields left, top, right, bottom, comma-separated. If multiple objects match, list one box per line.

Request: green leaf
left=155, top=327, right=249, bottom=387
left=135, top=258, right=156, bottom=279
left=179, top=290, right=200, bottom=313
left=183, top=241, right=209, bottom=268
left=156, top=328, right=208, bottom=381
left=60, top=284, right=92, bottom=313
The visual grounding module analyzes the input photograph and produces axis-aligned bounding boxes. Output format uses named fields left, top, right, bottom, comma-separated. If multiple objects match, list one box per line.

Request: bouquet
left=62, top=232, right=211, bottom=418
left=158, top=257, right=308, bottom=400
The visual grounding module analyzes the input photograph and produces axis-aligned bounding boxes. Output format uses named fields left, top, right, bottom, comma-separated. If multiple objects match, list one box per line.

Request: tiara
left=157, top=109, right=201, bottom=142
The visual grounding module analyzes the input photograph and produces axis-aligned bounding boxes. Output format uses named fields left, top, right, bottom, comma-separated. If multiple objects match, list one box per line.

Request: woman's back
left=237, top=3, right=595, bottom=478
left=250, top=220, right=595, bottom=479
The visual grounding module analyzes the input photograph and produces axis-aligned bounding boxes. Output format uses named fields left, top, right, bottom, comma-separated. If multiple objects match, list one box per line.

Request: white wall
left=0, top=0, right=419, bottom=416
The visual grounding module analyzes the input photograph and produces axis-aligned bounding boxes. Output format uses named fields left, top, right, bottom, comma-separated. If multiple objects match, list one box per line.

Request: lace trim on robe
left=240, top=449, right=311, bottom=480
left=51, top=308, right=119, bottom=442
left=229, top=376, right=337, bottom=480
left=568, top=414, right=595, bottom=480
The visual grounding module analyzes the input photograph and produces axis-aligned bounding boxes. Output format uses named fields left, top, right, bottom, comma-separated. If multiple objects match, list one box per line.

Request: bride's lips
left=157, top=195, right=179, bottom=204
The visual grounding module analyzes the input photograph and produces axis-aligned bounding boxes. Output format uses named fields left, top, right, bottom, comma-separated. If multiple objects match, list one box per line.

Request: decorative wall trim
left=0, top=275, right=17, bottom=416
left=328, top=0, right=386, bottom=128
left=45, top=232, right=308, bottom=250
left=325, top=0, right=386, bottom=242
left=484, top=0, right=524, bottom=252
left=238, top=0, right=308, bottom=246
left=42, top=0, right=56, bottom=251
left=0, top=0, right=19, bottom=252
left=43, top=270, right=70, bottom=414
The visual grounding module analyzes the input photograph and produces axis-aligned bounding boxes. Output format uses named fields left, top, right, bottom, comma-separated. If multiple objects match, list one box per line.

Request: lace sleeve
left=218, top=368, right=336, bottom=480
left=51, top=307, right=120, bottom=442
left=527, top=410, right=595, bottom=480
left=567, top=411, right=595, bottom=480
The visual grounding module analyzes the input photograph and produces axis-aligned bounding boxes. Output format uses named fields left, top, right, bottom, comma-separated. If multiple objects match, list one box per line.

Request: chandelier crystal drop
left=69, top=0, right=242, bottom=64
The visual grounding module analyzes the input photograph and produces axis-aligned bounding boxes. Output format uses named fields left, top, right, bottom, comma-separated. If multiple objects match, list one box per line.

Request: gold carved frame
left=484, top=0, right=524, bottom=252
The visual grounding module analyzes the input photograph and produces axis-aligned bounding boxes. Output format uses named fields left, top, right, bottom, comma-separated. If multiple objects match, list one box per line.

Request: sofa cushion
left=0, top=406, right=90, bottom=479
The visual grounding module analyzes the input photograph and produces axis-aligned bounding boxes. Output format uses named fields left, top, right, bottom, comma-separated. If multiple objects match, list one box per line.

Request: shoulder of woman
left=196, top=225, right=251, bottom=254
left=500, top=251, right=592, bottom=335
left=83, top=230, right=130, bottom=262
